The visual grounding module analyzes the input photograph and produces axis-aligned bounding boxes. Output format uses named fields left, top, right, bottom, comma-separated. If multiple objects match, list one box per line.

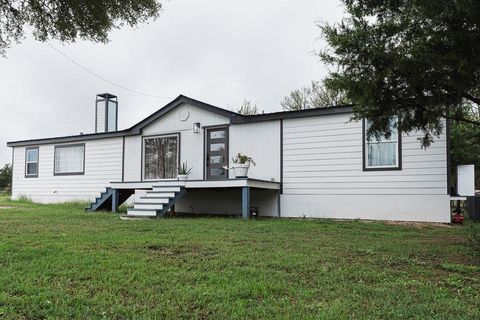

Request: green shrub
left=470, top=225, right=480, bottom=254
left=16, top=195, right=33, bottom=203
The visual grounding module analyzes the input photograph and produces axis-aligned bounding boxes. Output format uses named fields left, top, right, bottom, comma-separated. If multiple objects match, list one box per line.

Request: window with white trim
left=364, top=117, right=400, bottom=169
left=144, top=135, right=179, bottom=180
left=25, top=147, right=39, bottom=177
left=54, top=144, right=85, bottom=175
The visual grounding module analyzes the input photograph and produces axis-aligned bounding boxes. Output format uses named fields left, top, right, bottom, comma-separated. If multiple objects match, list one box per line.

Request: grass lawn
left=0, top=196, right=479, bottom=319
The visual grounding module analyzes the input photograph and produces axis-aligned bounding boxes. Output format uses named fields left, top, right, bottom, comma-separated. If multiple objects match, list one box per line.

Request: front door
left=206, top=127, right=228, bottom=180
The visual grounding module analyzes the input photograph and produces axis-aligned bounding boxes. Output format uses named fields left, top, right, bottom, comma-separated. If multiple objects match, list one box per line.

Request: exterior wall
left=229, top=120, right=281, bottom=182
left=123, top=135, right=142, bottom=182
left=12, top=138, right=123, bottom=203
left=281, top=114, right=450, bottom=222
left=124, top=103, right=230, bottom=181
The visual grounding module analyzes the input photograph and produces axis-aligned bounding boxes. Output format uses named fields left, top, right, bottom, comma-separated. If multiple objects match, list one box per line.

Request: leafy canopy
left=450, top=105, right=480, bottom=187
left=0, top=164, right=12, bottom=191
left=0, top=0, right=162, bottom=56
left=320, top=0, right=480, bottom=146
left=281, top=80, right=350, bottom=111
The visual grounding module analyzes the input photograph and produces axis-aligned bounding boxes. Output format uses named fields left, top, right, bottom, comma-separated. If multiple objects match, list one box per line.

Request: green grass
left=0, top=196, right=479, bottom=319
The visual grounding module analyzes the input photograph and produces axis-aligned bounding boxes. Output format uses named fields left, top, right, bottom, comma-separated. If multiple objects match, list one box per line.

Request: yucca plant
left=178, top=162, right=192, bottom=175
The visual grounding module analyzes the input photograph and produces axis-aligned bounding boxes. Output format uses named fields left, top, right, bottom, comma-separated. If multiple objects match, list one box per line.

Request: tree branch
left=461, top=92, right=480, bottom=105
left=443, top=113, right=480, bottom=126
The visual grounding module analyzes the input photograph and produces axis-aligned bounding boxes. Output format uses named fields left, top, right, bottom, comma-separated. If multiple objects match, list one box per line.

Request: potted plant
left=178, top=162, right=192, bottom=181
left=231, top=153, right=256, bottom=178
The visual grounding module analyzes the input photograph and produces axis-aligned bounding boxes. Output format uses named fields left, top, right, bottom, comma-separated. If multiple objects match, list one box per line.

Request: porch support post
left=277, top=190, right=281, bottom=218
left=242, top=186, right=250, bottom=220
left=111, top=189, right=119, bottom=213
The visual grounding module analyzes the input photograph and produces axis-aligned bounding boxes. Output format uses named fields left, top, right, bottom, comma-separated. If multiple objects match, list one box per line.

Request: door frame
left=204, top=125, right=229, bottom=180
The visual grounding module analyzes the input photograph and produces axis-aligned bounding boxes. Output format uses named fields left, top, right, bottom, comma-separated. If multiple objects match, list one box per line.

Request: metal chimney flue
left=95, top=93, right=118, bottom=133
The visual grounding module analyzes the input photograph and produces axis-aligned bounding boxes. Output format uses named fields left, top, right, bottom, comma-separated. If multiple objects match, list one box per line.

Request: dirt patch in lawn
left=384, top=221, right=455, bottom=229
left=417, top=235, right=466, bottom=243
left=147, top=244, right=218, bottom=259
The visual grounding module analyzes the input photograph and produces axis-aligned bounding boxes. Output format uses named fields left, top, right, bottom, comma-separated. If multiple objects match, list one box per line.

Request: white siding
left=281, top=113, right=450, bottom=222
left=124, top=103, right=230, bottom=181
left=123, top=135, right=142, bottom=181
left=12, top=138, right=123, bottom=203
left=229, top=120, right=281, bottom=182
left=280, top=194, right=450, bottom=223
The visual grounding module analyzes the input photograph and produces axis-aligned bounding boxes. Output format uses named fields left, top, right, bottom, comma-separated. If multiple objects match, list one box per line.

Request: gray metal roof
left=7, top=95, right=353, bottom=147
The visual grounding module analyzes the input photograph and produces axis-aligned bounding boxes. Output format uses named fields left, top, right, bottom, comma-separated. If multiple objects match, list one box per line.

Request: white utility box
left=457, top=164, right=475, bottom=196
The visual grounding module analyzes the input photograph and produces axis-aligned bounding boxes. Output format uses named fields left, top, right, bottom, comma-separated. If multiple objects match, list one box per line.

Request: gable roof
left=128, top=95, right=243, bottom=133
left=7, top=95, right=353, bottom=147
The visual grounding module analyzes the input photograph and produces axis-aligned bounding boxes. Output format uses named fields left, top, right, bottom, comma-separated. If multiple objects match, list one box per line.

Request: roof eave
left=7, top=130, right=131, bottom=147
left=231, top=105, right=354, bottom=124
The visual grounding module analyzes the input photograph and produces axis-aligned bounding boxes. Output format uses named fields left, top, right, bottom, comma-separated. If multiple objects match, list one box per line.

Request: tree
left=0, top=164, right=12, bottom=192
left=450, top=105, right=480, bottom=189
left=281, top=80, right=349, bottom=111
left=0, top=0, right=162, bottom=56
left=319, top=0, right=480, bottom=147
left=237, top=100, right=260, bottom=115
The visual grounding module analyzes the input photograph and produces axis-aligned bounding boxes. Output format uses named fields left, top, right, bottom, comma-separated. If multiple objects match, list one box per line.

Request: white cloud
left=0, top=0, right=343, bottom=165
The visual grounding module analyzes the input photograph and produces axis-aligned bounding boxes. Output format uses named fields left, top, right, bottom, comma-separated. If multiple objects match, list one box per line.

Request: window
left=25, top=147, right=39, bottom=177
left=363, top=118, right=401, bottom=170
left=144, top=135, right=179, bottom=180
left=54, top=144, right=85, bottom=175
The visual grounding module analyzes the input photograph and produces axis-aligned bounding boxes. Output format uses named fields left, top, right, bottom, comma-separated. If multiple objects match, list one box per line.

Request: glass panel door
left=206, top=127, right=228, bottom=180
left=144, top=135, right=178, bottom=180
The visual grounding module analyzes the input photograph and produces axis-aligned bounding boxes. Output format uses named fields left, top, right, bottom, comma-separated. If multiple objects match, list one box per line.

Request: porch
left=88, top=178, right=281, bottom=219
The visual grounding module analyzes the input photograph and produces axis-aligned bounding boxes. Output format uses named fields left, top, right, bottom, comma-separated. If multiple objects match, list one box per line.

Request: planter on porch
left=233, top=163, right=250, bottom=178
left=231, top=153, right=256, bottom=178
left=178, top=162, right=192, bottom=181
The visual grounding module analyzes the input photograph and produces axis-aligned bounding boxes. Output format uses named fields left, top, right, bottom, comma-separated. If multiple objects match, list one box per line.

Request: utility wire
left=46, top=41, right=173, bottom=99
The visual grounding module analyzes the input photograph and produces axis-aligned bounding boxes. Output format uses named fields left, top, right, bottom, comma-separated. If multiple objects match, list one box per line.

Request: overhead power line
left=46, top=41, right=173, bottom=99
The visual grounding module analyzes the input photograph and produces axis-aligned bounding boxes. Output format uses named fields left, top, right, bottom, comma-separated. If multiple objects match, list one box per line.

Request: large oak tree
left=0, top=0, right=161, bottom=56
left=320, top=0, right=480, bottom=146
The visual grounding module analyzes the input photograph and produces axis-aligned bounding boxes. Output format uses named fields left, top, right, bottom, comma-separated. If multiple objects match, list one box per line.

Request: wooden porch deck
left=104, top=178, right=281, bottom=219
left=110, top=178, right=281, bottom=191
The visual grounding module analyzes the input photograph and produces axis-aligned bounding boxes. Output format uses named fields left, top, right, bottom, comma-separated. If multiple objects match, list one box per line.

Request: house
left=7, top=94, right=451, bottom=222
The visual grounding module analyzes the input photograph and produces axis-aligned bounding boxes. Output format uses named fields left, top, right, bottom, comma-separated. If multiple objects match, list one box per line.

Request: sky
left=0, top=0, right=344, bottom=166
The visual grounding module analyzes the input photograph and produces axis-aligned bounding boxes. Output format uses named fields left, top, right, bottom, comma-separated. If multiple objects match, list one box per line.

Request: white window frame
left=25, top=147, right=39, bottom=178
left=54, top=144, right=85, bottom=176
left=142, top=134, right=180, bottom=181
left=363, top=117, right=401, bottom=171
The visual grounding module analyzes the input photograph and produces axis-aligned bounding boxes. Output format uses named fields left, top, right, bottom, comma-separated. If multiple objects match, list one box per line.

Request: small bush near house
left=0, top=164, right=12, bottom=194
left=470, top=225, right=480, bottom=254
left=15, top=195, right=33, bottom=203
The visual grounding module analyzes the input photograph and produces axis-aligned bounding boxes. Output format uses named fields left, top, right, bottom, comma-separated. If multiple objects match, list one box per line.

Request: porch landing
left=110, top=178, right=280, bottom=191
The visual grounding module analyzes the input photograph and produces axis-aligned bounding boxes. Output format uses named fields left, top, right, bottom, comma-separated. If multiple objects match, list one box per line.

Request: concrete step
left=142, top=192, right=175, bottom=198
left=127, top=209, right=158, bottom=217
left=151, top=186, right=181, bottom=192
left=137, top=197, right=170, bottom=204
left=134, top=203, right=165, bottom=210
